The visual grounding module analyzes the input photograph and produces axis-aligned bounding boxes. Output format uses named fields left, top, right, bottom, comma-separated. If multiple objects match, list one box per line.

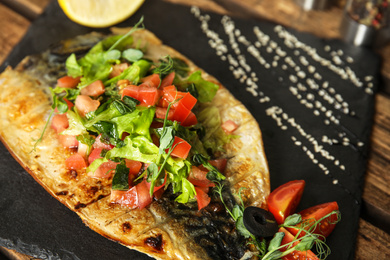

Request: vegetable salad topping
left=50, top=19, right=231, bottom=211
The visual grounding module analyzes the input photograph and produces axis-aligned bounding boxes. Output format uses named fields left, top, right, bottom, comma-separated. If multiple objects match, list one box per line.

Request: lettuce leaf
left=112, top=107, right=155, bottom=139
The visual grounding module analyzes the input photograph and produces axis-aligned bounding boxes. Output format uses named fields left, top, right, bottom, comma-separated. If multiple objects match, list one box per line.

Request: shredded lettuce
left=112, top=107, right=155, bottom=139
left=186, top=71, right=219, bottom=103
left=197, top=105, right=233, bottom=154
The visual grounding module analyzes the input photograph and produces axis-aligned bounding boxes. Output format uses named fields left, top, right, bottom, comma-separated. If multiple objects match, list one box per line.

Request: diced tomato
left=160, top=72, right=175, bottom=88
left=109, top=63, right=129, bottom=78
left=54, top=98, right=74, bottom=113
left=288, top=202, right=339, bottom=239
left=122, top=85, right=139, bottom=100
left=221, top=120, right=239, bottom=134
left=110, top=187, right=138, bottom=209
left=136, top=180, right=153, bottom=209
left=75, top=95, right=100, bottom=117
left=89, top=161, right=118, bottom=178
left=122, top=85, right=162, bottom=107
left=167, top=136, right=191, bottom=159
left=181, top=112, right=198, bottom=127
left=171, top=102, right=191, bottom=123
left=267, top=180, right=306, bottom=225
left=195, top=187, right=211, bottom=210
left=57, top=76, right=81, bottom=88
left=141, top=73, right=161, bottom=88
left=209, top=159, right=227, bottom=173
left=188, top=166, right=215, bottom=187
left=93, top=134, right=114, bottom=150
left=88, top=147, right=103, bottom=164
left=155, top=107, right=174, bottom=120
left=58, top=135, right=78, bottom=148
left=145, top=174, right=167, bottom=194
left=163, top=89, right=185, bottom=103
left=195, top=186, right=210, bottom=194
left=125, top=159, right=142, bottom=175
left=77, top=141, right=89, bottom=159
left=51, top=114, right=69, bottom=133
left=279, top=227, right=319, bottom=260
left=65, top=153, right=87, bottom=170
left=176, top=92, right=197, bottom=110
left=80, top=80, right=105, bottom=97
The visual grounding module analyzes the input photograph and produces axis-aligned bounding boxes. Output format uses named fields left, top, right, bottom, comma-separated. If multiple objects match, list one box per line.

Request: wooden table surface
left=0, top=0, right=389, bottom=259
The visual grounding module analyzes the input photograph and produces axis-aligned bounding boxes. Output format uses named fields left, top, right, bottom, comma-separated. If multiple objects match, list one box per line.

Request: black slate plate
left=0, top=0, right=381, bottom=259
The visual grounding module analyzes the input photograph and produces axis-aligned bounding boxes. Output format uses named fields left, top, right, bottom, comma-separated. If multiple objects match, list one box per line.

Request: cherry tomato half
left=287, top=201, right=339, bottom=239
left=267, top=180, right=306, bottom=225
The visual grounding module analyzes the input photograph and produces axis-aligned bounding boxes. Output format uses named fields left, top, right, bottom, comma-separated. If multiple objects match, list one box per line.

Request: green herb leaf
left=159, top=127, right=175, bottom=154
left=123, top=48, right=144, bottom=62
left=294, top=236, right=316, bottom=252
left=268, top=232, right=285, bottom=252
left=283, top=214, right=302, bottom=227
left=236, top=216, right=252, bottom=238
left=92, top=121, right=123, bottom=147
left=175, top=178, right=196, bottom=204
left=112, top=161, right=130, bottom=190
left=65, top=53, right=83, bottom=78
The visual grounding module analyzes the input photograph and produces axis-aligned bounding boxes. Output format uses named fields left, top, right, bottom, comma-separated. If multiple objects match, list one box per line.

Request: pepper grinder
left=339, top=0, right=389, bottom=46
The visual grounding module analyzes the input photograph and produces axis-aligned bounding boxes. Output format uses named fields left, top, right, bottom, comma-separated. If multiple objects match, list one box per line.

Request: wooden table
left=0, top=0, right=389, bottom=259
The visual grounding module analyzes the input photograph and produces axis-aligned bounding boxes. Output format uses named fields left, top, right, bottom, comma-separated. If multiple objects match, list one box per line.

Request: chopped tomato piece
left=80, top=80, right=105, bottom=97
left=125, top=159, right=142, bottom=175
left=58, top=135, right=78, bottom=148
left=181, top=112, right=198, bottom=127
left=122, top=85, right=162, bottom=107
left=51, top=114, right=69, bottom=133
left=288, top=202, right=339, bottom=239
left=171, top=102, right=191, bottom=123
left=89, top=160, right=118, bottom=178
left=160, top=72, right=175, bottom=88
left=109, top=63, right=129, bottom=78
left=75, top=95, right=100, bottom=117
left=54, top=98, right=74, bottom=113
left=209, top=159, right=227, bottom=173
left=221, top=120, right=238, bottom=134
left=88, top=147, right=103, bottom=164
left=110, top=187, right=138, bottom=209
left=141, top=73, right=161, bottom=88
left=176, top=92, right=197, bottom=110
left=93, top=134, right=114, bottom=150
left=167, top=136, right=191, bottom=159
left=163, top=89, right=185, bottom=103
left=279, top=227, right=319, bottom=260
left=155, top=107, right=174, bottom=120
left=65, top=153, right=87, bottom=170
left=188, top=166, right=215, bottom=187
left=268, top=180, right=306, bottom=225
left=57, top=76, right=81, bottom=88
left=136, top=180, right=153, bottom=209
left=195, top=187, right=211, bottom=210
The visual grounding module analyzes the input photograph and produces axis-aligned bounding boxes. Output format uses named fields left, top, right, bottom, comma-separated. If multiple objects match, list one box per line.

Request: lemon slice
left=58, top=0, right=145, bottom=28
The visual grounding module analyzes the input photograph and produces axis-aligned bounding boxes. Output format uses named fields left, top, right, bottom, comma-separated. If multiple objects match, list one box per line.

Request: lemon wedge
left=58, top=0, right=145, bottom=28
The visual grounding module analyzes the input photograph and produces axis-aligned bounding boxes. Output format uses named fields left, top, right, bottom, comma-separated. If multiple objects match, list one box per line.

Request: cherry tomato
left=278, top=227, right=319, bottom=260
left=267, top=180, right=306, bottom=224
left=288, top=202, right=339, bottom=239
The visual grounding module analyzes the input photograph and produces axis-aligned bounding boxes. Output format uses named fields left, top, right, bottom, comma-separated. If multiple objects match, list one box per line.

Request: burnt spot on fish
left=55, top=191, right=68, bottom=196
left=121, top=222, right=132, bottom=233
left=144, top=234, right=163, bottom=252
left=74, top=194, right=108, bottom=211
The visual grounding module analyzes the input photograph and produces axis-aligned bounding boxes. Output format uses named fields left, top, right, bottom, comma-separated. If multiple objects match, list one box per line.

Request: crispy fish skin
left=0, top=29, right=270, bottom=259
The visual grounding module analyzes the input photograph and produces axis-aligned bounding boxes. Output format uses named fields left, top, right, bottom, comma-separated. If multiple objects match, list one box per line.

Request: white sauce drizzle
left=191, top=7, right=373, bottom=191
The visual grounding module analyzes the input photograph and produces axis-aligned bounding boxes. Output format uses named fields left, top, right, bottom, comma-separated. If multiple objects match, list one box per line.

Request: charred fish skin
left=149, top=184, right=253, bottom=260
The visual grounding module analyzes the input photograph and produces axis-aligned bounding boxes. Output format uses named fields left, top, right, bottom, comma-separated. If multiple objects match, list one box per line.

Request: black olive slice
left=243, top=206, right=279, bottom=237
